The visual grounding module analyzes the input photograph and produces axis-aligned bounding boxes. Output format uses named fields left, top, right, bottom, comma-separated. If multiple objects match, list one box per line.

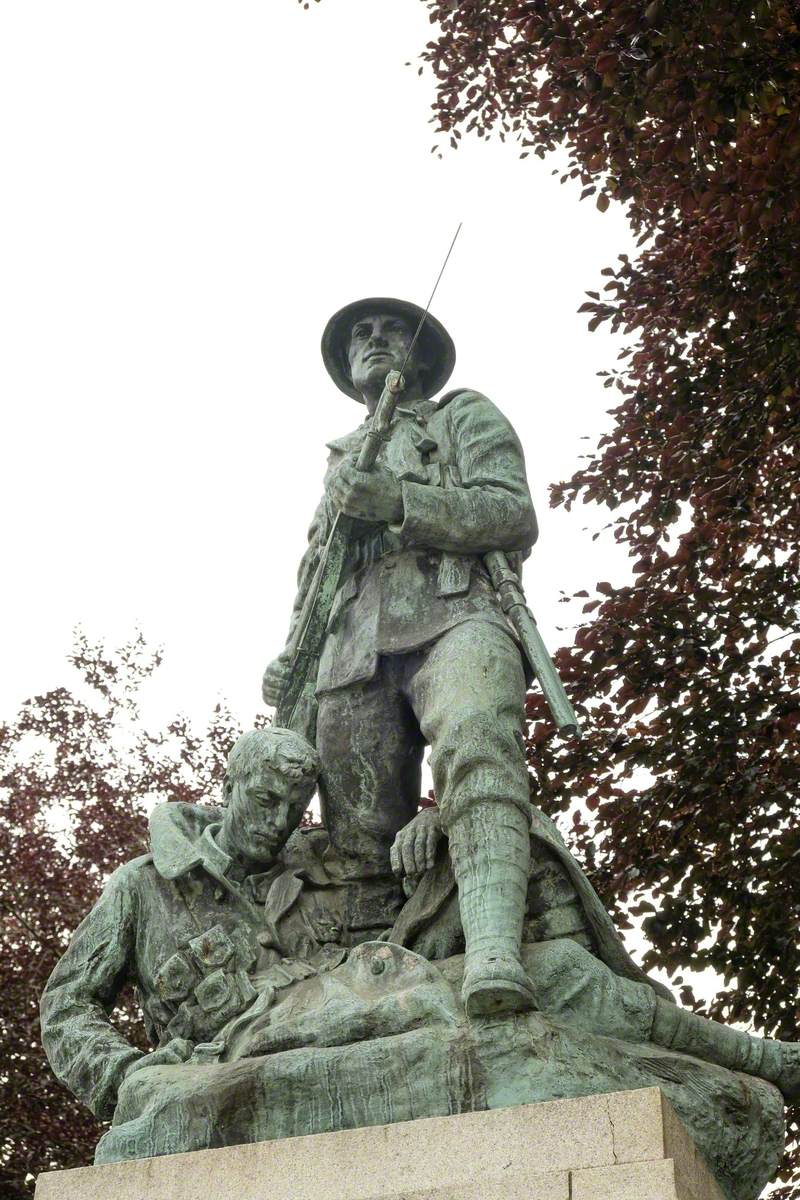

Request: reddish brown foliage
left=422, top=0, right=799, bottom=1192
left=0, top=633, right=265, bottom=1197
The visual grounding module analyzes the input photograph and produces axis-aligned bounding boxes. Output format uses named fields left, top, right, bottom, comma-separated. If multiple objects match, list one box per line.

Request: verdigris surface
left=263, top=298, right=544, bottom=1015
left=41, top=300, right=798, bottom=1200
left=96, top=940, right=785, bottom=1200
left=41, top=728, right=798, bottom=1200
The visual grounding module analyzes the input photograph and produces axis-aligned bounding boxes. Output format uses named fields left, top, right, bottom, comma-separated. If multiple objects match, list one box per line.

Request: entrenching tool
left=483, top=551, right=579, bottom=734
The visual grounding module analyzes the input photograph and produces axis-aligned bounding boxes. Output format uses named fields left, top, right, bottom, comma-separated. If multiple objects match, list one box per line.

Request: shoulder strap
left=436, top=387, right=488, bottom=410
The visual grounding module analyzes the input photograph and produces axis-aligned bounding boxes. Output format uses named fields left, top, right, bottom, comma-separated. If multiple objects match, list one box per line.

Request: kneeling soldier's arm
left=40, top=864, right=145, bottom=1120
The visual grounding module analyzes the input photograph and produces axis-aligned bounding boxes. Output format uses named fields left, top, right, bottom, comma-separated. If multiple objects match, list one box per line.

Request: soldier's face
left=223, top=764, right=311, bottom=866
left=347, top=312, right=418, bottom=400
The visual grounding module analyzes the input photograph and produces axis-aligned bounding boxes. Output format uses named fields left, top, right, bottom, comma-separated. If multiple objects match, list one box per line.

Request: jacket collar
left=148, top=801, right=333, bottom=888
left=326, top=398, right=437, bottom=457
left=149, top=802, right=227, bottom=880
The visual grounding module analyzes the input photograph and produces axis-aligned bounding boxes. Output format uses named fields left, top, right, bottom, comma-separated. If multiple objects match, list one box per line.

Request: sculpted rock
left=97, top=940, right=784, bottom=1200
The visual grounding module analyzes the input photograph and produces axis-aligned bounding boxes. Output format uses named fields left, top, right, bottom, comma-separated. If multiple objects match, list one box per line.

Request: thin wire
left=397, top=221, right=463, bottom=383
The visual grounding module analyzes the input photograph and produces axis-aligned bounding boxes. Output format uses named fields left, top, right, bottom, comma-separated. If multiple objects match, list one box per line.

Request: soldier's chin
left=364, top=359, right=398, bottom=383
left=249, top=830, right=278, bottom=857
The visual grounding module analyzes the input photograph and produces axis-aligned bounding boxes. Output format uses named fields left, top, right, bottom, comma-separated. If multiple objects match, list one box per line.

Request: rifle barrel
left=274, top=371, right=405, bottom=734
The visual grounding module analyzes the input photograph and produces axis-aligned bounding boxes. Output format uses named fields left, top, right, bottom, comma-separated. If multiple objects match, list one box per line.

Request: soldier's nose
left=273, top=799, right=291, bottom=825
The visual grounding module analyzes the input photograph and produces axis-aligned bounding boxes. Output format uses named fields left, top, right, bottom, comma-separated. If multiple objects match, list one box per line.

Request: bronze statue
left=39, top=298, right=799, bottom=1200
left=262, top=298, right=541, bottom=1015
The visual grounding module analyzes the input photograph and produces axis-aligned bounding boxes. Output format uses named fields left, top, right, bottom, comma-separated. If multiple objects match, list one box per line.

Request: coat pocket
left=436, top=553, right=472, bottom=597
left=189, top=924, right=235, bottom=970
left=153, top=951, right=198, bottom=1003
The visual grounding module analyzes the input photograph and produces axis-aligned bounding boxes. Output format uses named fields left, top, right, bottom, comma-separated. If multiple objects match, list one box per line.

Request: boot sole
left=464, top=977, right=538, bottom=1017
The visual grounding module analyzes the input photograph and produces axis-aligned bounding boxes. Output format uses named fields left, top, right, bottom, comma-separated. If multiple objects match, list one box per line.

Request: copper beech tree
left=418, top=0, right=800, bottom=1193
left=0, top=634, right=271, bottom=1198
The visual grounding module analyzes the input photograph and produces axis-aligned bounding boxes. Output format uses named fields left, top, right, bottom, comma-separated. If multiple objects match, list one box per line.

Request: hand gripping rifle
left=273, top=367, right=406, bottom=738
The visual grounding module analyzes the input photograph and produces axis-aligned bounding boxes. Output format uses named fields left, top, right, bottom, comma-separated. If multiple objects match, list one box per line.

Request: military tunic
left=40, top=803, right=347, bottom=1120
left=289, top=389, right=537, bottom=694
left=286, top=388, right=538, bottom=885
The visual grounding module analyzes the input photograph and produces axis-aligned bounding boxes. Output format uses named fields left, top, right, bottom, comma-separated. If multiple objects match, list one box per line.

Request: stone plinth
left=36, top=1087, right=725, bottom=1200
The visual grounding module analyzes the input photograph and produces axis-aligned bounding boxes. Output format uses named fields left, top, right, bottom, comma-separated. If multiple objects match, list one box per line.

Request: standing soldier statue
left=262, top=293, right=575, bottom=1017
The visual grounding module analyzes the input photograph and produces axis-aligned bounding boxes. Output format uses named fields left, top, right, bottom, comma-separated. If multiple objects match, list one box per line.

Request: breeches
left=316, top=619, right=530, bottom=876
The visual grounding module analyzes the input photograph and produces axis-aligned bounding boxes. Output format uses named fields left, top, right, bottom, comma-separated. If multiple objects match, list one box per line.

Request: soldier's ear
left=411, top=353, right=431, bottom=388
left=222, top=774, right=233, bottom=807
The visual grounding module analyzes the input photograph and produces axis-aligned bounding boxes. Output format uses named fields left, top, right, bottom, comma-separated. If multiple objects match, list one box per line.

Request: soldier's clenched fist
left=262, top=649, right=292, bottom=706
left=327, top=460, right=404, bottom=525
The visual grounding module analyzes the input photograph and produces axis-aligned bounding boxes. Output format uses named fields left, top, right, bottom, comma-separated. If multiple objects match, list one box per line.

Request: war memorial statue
left=40, top=299, right=798, bottom=1200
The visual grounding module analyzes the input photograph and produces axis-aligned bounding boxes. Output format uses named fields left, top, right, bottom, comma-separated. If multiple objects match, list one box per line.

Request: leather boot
left=652, top=997, right=800, bottom=1102
left=447, top=800, right=537, bottom=1017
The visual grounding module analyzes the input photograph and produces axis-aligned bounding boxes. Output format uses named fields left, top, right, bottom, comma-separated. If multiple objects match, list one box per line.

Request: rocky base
left=42, top=941, right=786, bottom=1200
left=96, top=1015, right=780, bottom=1200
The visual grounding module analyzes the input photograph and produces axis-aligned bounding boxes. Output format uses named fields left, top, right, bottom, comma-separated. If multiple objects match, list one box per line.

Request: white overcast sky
left=1, top=0, right=636, bottom=731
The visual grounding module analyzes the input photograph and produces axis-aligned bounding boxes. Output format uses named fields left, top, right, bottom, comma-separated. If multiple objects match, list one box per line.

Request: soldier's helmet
left=321, top=296, right=455, bottom=403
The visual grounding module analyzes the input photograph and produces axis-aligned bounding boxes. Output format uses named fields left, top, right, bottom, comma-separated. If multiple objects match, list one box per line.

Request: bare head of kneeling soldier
left=218, top=728, right=320, bottom=873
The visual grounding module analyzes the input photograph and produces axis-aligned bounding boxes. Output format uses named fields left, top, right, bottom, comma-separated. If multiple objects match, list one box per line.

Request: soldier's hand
left=262, top=650, right=292, bottom=706
left=390, top=807, right=442, bottom=878
left=124, top=1037, right=193, bottom=1079
left=328, top=461, right=403, bottom=525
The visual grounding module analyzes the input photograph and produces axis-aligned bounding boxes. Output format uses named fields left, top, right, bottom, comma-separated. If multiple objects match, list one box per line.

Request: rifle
left=484, top=551, right=579, bottom=734
left=274, top=369, right=405, bottom=738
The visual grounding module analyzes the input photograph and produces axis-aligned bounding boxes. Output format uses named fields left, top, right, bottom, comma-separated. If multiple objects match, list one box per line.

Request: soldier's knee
left=523, top=938, right=599, bottom=1013
left=430, top=711, right=521, bottom=776
left=428, top=708, right=529, bottom=829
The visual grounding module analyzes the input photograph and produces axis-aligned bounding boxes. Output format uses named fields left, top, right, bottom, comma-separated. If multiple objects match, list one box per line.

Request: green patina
left=41, top=301, right=798, bottom=1199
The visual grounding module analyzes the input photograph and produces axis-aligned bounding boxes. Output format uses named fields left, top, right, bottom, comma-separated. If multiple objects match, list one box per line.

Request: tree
left=420, top=0, right=799, bottom=1193
left=0, top=633, right=260, bottom=1198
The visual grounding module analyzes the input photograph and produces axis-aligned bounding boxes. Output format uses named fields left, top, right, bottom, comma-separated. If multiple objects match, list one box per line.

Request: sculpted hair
left=224, top=728, right=320, bottom=801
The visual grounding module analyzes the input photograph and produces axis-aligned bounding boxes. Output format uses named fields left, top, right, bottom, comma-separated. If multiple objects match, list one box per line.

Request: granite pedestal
left=35, top=1087, right=725, bottom=1200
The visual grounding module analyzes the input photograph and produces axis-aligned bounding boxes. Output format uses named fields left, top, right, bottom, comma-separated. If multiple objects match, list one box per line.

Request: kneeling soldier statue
left=40, top=728, right=328, bottom=1120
